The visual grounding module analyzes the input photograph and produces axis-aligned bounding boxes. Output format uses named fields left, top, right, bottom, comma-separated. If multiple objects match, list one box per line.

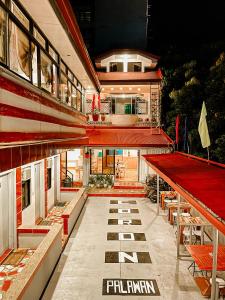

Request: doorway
left=115, top=149, right=139, bottom=182
left=0, top=172, right=15, bottom=254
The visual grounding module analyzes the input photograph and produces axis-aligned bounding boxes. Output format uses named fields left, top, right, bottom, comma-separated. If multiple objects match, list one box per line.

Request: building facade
left=0, top=0, right=172, bottom=298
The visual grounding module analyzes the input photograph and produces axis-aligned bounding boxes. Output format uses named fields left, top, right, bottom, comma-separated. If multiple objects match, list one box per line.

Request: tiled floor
left=42, top=196, right=205, bottom=300
left=0, top=249, right=35, bottom=299
left=40, top=202, right=69, bottom=226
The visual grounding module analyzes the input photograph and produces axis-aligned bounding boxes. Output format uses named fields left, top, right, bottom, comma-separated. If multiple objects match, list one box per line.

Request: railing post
left=211, top=228, right=219, bottom=300
left=177, top=194, right=181, bottom=258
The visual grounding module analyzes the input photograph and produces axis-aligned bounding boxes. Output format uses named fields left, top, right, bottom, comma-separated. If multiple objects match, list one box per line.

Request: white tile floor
left=42, top=196, right=205, bottom=300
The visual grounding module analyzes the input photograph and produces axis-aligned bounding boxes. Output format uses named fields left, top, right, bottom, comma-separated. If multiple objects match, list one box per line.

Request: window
left=49, top=45, right=58, bottom=62
left=114, top=96, right=135, bottom=114
left=110, top=62, right=123, bottom=72
left=33, top=27, right=46, bottom=49
left=60, top=73, right=68, bottom=103
left=128, top=62, right=142, bottom=72
left=32, top=43, right=38, bottom=86
left=77, top=90, right=82, bottom=112
left=40, top=51, right=52, bottom=92
left=91, top=149, right=115, bottom=175
left=11, top=1, right=29, bottom=30
left=22, top=179, right=31, bottom=210
left=47, top=168, right=52, bottom=190
left=0, top=6, right=7, bottom=64
left=71, top=85, right=77, bottom=109
left=9, top=20, right=32, bottom=80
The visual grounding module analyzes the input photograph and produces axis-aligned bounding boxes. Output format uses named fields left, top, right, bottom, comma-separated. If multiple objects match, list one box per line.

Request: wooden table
left=186, top=245, right=225, bottom=271
left=167, top=203, right=191, bottom=225
left=179, top=216, right=210, bottom=244
left=160, top=191, right=177, bottom=210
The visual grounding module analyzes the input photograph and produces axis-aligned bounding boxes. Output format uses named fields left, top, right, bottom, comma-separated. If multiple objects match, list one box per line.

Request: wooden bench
left=194, top=277, right=211, bottom=297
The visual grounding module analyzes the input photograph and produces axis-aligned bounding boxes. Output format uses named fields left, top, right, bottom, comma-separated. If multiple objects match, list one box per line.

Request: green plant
left=106, top=174, right=114, bottom=186
left=93, top=108, right=100, bottom=115
left=88, top=175, right=96, bottom=185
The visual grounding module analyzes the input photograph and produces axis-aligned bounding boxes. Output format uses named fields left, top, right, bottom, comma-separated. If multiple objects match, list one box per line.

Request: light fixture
left=129, top=87, right=132, bottom=90
left=111, top=87, right=114, bottom=91
left=102, top=88, right=105, bottom=91
left=120, top=87, right=123, bottom=90
left=137, top=88, right=141, bottom=91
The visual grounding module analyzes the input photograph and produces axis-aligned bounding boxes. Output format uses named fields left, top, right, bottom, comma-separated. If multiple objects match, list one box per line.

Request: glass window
left=71, top=85, right=77, bottom=109
left=0, top=6, right=7, bottom=64
left=128, top=62, right=142, bottom=72
left=32, top=43, right=38, bottom=86
left=9, top=20, right=31, bottom=80
left=67, top=80, right=72, bottom=106
left=52, top=64, right=58, bottom=97
left=22, top=179, right=31, bottom=210
left=60, top=73, right=68, bottom=103
left=110, top=62, right=123, bottom=72
left=91, top=149, right=103, bottom=174
left=77, top=90, right=82, bottom=111
left=49, top=45, right=58, bottom=62
left=61, top=61, right=66, bottom=73
left=40, top=51, right=52, bottom=92
left=103, top=150, right=114, bottom=174
left=91, top=149, right=115, bottom=174
left=33, top=27, right=46, bottom=49
left=115, top=96, right=134, bottom=114
left=68, top=70, right=73, bottom=81
left=11, top=1, right=29, bottom=30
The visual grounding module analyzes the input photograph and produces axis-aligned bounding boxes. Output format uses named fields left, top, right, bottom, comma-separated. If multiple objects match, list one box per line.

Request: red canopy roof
left=143, top=152, right=225, bottom=233
left=86, top=128, right=173, bottom=147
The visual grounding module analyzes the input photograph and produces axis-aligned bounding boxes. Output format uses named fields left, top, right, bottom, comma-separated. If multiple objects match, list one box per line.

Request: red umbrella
left=92, top=94, right=95, bottom=112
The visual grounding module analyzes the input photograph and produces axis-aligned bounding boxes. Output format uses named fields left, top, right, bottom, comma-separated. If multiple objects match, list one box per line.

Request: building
left=0, top=0, right=172, bottom=298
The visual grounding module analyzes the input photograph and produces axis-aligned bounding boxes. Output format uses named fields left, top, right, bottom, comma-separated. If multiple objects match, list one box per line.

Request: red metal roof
left=86, top=128, right=173, bottom=147
left=143, top=152, right=225, bottom=234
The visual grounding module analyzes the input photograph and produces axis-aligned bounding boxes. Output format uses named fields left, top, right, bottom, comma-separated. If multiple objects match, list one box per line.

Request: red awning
left=86, top=128, right=173, bottom=147
left=143, top=152, right=225, bottom=234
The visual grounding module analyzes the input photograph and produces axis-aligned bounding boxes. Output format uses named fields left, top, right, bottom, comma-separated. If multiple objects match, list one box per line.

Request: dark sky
left=71, top=0, right=225, bottom=56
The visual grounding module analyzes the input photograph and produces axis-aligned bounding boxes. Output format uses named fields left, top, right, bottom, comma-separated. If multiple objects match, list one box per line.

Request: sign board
left=102, top=279, right=160, bottom=296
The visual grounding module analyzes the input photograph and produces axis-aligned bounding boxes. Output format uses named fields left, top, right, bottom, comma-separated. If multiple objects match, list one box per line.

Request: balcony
left=97, top=71, right=161, bottom=83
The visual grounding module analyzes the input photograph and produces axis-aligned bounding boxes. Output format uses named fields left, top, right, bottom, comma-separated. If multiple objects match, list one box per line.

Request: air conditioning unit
left=22, top=168, right=31, bottom=181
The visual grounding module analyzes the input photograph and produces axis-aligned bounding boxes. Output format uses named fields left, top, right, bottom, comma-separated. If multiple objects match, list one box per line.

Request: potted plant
left=106, top=175, right=114, bottom=188
left=101, top=113, right=106, bottom=122
left=96, top=174, right=102, bottom=187
left=84, top=151, right=90, bottom=159
left=92, top=108, right=100, bottom=122
left=88, top=175, right=95, bottom=187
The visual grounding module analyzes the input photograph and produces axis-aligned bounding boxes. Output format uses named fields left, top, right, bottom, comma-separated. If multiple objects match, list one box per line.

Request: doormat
left=109, top=209, right=139, bottom=214
left=108, top=219, right=142, bottom=225
left=110, top=200, right=137, bottom=204
left=102, top=279, right=160, bottom=296
left=107, top=232, right=146, bottom=241
left=105, top=251, right=151, bottom=263
left=3, top=249, right=27, bottom=265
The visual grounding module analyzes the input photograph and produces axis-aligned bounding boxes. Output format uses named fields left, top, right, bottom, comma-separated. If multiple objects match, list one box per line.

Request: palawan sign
left=102, top=279, right=160, bottom=296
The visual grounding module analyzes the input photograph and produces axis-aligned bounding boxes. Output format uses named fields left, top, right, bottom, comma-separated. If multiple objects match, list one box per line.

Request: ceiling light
left=120, top=87, right=123, bottom=90
left=111, top=88, right=114, bottom=90
left=129, top=87, right=132, bottom=90
left=102, top=88, right=105, bottom=91
left=137, top=88, right=141, bottom=91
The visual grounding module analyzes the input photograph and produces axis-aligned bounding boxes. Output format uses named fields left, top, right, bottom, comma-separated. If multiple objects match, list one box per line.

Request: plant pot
left=92, top=114, right=99, bottom=122
left=101, top=115, right=106, bottom=122
left=104, top=184, right=108, bottom=188
left=89, top=184, right=94, bottom=187
left=96, top=183, right=100, bottom=188
left=108, top=185, right=112, bottom=189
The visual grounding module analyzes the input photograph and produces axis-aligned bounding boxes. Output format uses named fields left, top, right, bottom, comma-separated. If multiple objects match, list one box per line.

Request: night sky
left=70, top=0, right=225, bottom=56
